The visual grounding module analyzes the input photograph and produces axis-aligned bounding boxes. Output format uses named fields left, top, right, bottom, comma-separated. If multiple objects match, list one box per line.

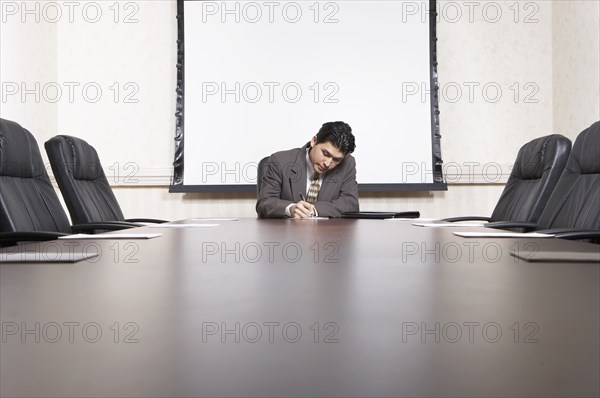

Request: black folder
left=341, top=211, right=420, bottom=220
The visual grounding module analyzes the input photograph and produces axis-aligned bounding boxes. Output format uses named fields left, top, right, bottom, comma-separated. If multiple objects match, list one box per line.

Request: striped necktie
left=306, top=173, right=321, bottom=204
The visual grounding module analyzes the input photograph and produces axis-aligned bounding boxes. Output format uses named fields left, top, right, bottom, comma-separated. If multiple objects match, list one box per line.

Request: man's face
left=309, top=137, right=346, bottom=174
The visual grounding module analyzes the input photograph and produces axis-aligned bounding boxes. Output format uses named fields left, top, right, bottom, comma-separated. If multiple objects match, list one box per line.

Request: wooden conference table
left=1, top=218, right=599, bottom=397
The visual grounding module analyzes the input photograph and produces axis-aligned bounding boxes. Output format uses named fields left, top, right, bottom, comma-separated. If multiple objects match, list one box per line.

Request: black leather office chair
left=0, top=119, right=137, bottom=246
left=486, top=121, right=600, bottom=240
left=444, top=134, right=571, bottom=223
left=256, top=156, right=270, bottom=194
left=45, top=135, right=166, bottom=226
left=0, top=118, right=72, bottom=244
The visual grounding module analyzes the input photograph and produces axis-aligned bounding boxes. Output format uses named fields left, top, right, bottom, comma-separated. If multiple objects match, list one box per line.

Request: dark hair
left=315, top=121, right=356, bottom=155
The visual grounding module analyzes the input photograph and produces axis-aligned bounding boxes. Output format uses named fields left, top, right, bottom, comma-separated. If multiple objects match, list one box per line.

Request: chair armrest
left=442, top=216, right=492, bottom=223
left=125, top=218, right=168, bottom=224
left=71, top=222, right=141, bottom=233
left=536, top=229, right=600, bottom=240
left=0, top=231, right=69, bottom=246
left=484, top=221, right=538, bottom=231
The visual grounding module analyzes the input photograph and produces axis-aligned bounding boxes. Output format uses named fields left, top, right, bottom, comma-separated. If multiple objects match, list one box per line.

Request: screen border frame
left=170, top=0, right=446, bottom=193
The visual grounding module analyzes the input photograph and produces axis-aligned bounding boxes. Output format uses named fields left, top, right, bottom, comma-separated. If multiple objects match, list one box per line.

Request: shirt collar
left=305, top=147, right=317, bottom=178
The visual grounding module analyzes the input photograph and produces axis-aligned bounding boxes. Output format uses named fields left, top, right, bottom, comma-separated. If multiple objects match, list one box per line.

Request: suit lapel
left=287, top=146, right=307, bottom=201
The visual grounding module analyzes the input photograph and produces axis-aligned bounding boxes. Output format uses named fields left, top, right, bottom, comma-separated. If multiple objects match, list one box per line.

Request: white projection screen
left=171, top=0, right=445, bottom=192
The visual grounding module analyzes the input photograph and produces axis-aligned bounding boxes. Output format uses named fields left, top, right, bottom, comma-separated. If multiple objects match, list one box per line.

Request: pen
left=299, top=193, right=315, bottom=217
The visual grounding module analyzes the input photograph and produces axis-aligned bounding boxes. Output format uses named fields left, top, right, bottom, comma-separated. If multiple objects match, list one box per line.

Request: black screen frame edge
left=171, top=0, right=446, bottom=193
left=170, top=183, right=447, bottom=193
left=172, top=0, right=185, bottom=186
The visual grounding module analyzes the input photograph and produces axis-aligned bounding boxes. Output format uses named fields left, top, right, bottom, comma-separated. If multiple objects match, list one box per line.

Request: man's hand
left=290, top=201, right=316, bottom=218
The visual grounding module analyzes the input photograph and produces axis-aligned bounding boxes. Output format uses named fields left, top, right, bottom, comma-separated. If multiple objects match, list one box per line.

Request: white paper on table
left=385, top=218, right=439, bottom=222
left=148, top=224, right=219, bottom=228
left=383, top=217, right=439, bottom=223
left=59, top=233, right=162, bottom=239
left=0, top=252, right=99, bottom=263
left=510, top=250, right=600, bottom=262
left=453, top=232, right=554, bottom=238
left=413, top=222, right=488, bottom=227
left=187, top=218, right=239, bottom=221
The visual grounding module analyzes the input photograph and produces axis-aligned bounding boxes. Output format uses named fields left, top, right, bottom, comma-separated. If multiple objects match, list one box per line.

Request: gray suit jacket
left=256, top=144, right=359, bottom=218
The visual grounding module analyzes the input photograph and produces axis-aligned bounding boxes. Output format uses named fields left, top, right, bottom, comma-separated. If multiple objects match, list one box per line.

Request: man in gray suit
left=256, top=121, right=359, bottom=218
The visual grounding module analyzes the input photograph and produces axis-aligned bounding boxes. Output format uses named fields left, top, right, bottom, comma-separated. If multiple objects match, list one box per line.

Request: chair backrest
left=536, top=121, right=600, bottom=230
left=0, top=119, right=71, bottom=233
left=44, top=135, right=126, bottom=224
left=256, top=156, right=270, bottom=194
left=490, top=134, right=571, bottom=223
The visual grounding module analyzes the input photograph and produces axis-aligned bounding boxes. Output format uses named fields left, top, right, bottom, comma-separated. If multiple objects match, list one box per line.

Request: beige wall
left=0, top=1, right=57, bottom=139
left=1, top=1, right=598, bottom=222
left=552, top=0, right=600, bottom=137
